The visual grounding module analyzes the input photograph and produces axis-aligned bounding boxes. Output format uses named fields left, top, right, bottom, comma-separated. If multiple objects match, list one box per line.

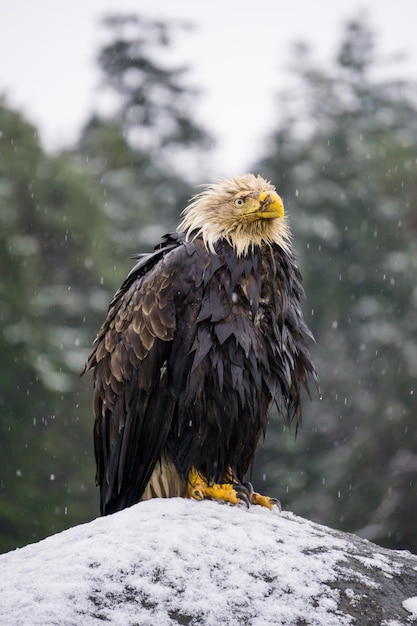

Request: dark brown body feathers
left=84, top=232, right=317, bottom=515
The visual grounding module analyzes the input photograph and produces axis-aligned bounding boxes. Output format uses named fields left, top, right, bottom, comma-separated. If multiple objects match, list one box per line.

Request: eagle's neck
left=178, top=211, right=291, bottom=257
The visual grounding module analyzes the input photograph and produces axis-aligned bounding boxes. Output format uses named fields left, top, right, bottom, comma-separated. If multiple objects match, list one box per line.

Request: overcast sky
left=1, top=0, right=416, bottom=175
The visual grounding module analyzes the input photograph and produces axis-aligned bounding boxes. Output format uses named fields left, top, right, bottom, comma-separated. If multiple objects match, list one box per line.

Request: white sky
left=1, top=0, right=416, bottom=175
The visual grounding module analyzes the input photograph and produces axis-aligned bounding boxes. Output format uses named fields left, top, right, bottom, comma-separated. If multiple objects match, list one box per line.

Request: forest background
left=0, top=12, right=416, bottom=554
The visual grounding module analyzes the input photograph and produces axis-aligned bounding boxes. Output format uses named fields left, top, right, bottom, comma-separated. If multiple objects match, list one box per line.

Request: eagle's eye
left=234, top=198, right=245, bottom=207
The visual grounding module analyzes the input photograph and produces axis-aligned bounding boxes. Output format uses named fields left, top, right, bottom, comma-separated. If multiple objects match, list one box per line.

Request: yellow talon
left=251, top=491, right=282, bottom=511
left=187, top=468, right=241, bottom=505
left=186, top=468, right=281, bottom=510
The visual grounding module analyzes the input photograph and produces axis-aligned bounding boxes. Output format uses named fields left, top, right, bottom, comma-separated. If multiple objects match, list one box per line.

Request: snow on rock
left=1, top=498, right=416, bottom=625
left=403, top=596, right=417, bottom=618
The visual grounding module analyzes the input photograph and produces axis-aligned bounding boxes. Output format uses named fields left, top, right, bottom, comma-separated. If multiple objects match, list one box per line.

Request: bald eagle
left=83, top=174, right=317, bottom=515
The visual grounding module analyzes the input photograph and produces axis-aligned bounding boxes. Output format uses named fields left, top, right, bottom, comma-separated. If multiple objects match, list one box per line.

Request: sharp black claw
left=234, top=482, right=250, bottom=497
left=236, top=492, right=251, bottom=508
left=269, top=498, right=282, bottom=511
left=193, top=489, right=204, bottom=501
left=241, top=482, right=254, bottom=499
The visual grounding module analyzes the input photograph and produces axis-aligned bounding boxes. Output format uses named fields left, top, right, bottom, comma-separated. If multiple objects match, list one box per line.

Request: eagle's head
left=177, top=173, right=290, bottom=256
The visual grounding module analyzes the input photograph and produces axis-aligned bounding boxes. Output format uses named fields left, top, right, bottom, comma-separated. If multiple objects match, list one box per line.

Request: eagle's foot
left=251, top=491, right=282, bottom=511
left=186, top=469, right=281, bottom=511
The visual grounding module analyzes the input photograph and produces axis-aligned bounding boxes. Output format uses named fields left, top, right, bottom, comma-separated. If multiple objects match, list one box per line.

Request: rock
left=1, top=498, right=416, bottom=625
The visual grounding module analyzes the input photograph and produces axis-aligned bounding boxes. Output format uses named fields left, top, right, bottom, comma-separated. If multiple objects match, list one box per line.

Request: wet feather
left=82, top=174, right=317, bottom=515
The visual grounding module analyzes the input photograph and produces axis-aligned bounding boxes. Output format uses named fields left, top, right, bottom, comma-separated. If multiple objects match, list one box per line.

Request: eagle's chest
left=187, top=248, right=278, bottom=392
left=169, top=244, right=293, bottom=481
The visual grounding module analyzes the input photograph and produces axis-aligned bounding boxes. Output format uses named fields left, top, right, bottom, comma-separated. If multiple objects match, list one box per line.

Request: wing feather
left=86, top=235, right=198, bottom=514
left=84, top=231, right=318, bottom=515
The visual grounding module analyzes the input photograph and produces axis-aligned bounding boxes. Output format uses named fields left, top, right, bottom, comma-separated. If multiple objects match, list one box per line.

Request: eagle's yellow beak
left=242, top=190, right=285, bottom=222
left=257, top=191, right=285, bottom=219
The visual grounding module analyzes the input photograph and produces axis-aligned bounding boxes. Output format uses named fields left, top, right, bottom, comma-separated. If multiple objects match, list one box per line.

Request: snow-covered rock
left=1, top=498, right=416, bottom=625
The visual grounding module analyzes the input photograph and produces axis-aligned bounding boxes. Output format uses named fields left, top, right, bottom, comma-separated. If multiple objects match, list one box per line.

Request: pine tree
left=78, top=14, right=212, bottom=261
left=253, top=18, right=417, bottom=551
left=0, top=12, right=212, bottom=552
left=0, top=102, right=112, bottom=551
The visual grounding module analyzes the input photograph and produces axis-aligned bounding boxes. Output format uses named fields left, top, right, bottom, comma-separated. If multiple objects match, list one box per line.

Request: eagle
left=83, top=173, right=317, bottom=515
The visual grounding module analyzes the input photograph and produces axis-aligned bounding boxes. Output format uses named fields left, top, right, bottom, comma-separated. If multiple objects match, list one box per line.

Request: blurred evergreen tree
left=78, top=14, right=212, bottom=262
left=253, top=19, right=417, bottom=551
left=0, top=12, right=211, bottom=552
left=0, top=102, right=111, bottom=552
left=97, top=14, right=209, bottom=154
